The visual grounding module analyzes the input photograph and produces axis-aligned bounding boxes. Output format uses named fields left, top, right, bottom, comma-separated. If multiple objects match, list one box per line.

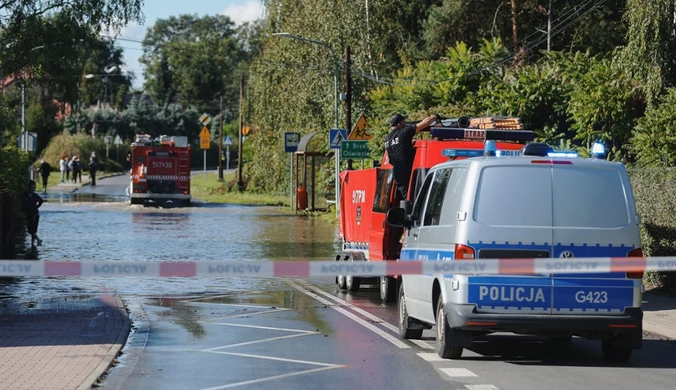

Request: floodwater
left=0, top=200, right=340, bottom=299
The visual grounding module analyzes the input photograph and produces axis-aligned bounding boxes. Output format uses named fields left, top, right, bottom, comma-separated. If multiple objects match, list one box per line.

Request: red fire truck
left=129, top=134, right=191, bottom=207
left=337, top=116, right=533, bottom=302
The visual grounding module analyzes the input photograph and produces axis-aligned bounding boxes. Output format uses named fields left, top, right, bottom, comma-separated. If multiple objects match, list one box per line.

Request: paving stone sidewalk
left=0, top=295, right=130, bottom=390
left=643, top=292, right=676, bottom=339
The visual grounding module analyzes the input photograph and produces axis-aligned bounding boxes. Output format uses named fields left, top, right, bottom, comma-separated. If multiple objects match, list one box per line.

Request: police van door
left=465, top=164, right=554, bottom=315
left=550, top=165, right=639, bottom=316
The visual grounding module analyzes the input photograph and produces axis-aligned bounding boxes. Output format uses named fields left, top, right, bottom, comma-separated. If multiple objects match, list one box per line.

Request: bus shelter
left=294, top=132, right=331, bottom=212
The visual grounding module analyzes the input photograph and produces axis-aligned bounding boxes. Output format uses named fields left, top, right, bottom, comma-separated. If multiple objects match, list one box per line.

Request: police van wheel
left=380, top=276, right=397, bottom=303
left=337, top=274, right=347, bottom=290
left=436, top=299, right=463, bottom=359
left=601, top=339, right=633, bottom=362
left=346, top=275, right=361, bottom=292
left=398, top=284, right=423, bottom=339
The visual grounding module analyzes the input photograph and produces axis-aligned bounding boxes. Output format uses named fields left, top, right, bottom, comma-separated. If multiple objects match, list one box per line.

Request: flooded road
left=2, top=187, right=339, bottom=298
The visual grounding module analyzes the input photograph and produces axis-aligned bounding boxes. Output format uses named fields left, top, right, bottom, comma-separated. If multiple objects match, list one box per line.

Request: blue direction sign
left=224, top=137, right=233, bottom=146
left=285, top=132, right=301, bottom=153
left=329, top=128, right=347, bottom=149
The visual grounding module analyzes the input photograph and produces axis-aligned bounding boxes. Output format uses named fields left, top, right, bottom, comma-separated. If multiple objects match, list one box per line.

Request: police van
left=386, top=141, right=643, bottom=362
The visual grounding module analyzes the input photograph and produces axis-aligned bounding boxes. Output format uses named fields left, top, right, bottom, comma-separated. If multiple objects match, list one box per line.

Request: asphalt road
left=97, top=278, right=676, bottom=390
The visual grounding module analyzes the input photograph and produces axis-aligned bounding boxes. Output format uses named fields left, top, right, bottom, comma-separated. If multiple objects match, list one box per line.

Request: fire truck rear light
left=454, top=244, right=475, bottom=260
left=626, top=248, right=644, bottom=279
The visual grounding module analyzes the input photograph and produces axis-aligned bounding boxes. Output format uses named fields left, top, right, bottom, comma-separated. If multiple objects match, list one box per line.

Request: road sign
left=223, top=137, right=233, bottom=146
left=329, top=129, right=347, bottom=149
left=348, top=114, right=373, bottom=140
left=341, top=140, right=370, bottom=159
left=285, top=132, right=301, bottom=153
left=199, top=113, right=211, bottom=126
left=114, top=135, right=122, bottom=145
left=104, top=135, right=112, bottom=144
left=242, top=126, right=251, bottom=136
left=200, top=126, right=211, bottom=149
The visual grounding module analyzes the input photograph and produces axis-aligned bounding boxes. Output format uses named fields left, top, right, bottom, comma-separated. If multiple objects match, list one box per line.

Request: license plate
left=552, top=279, right=634, bottom=313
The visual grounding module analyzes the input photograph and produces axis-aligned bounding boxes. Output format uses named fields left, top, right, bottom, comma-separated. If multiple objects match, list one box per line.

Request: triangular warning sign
left=348, top=114, right=372, bottom=140
left=331, top=131, right=344, bottom=146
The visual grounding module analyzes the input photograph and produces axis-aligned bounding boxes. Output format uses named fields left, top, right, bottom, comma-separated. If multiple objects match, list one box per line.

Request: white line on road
left=417, top=352, right=446, bottom=362
left=440, top=368, right=478, bottom=377
left=465, top=385, right=500, bottom=390
left=203, top=332, right=316, bottom=351
left=207, top=351, right=346, bottom=367
left=199, top=366, right=342, bottom=390
left=297, top=279, right=400, bottom=334
left=211, top=308, right=289, bottom=320
left=286, top=280, right=410, bottom=349
left=410, top=339, right=435, bottom=350
left=204, top=322, right=316, bottom=334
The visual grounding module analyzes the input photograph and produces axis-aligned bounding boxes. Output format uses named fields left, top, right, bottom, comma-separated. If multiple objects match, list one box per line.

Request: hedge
left=628, top=168, right=676, bottom=288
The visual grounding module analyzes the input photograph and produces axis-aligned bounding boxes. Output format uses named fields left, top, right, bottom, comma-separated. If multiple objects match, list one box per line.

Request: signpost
left=285, top=132, right=301, bottom=211
left=104, top=135, right=112, bottom=159
left=329, top=129, right=347, bottom=149
left=340, top=140, right=370, bottom=159
left=223, top=136, right=233, bottom=170
left=199, top=126, right=211, bottom=179
left=114, top=134, right=122, bottom=161
left=347, top=114, right=372, bottom=140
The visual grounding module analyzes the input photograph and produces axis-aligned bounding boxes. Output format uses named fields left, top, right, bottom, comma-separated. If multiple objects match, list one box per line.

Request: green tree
left=629, top=88, right=676, bottom=167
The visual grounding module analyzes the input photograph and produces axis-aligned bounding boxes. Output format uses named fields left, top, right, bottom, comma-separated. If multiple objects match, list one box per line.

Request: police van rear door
left=464, top=162, right=554, bottom=314
left=550, top=163, right=640, bottom=315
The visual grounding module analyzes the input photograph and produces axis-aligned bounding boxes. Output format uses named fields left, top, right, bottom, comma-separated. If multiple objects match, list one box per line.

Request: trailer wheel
left=346, top=274, right=360, bottom=292
left=380, top=276, right=397, bottom=303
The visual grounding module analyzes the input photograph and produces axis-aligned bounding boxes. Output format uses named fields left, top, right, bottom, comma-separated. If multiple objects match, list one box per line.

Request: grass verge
left=190, top=172, right=289, bottom=207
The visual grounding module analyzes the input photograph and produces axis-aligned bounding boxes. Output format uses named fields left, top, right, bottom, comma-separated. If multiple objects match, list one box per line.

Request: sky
left=110, top=0, right=265, bottom=90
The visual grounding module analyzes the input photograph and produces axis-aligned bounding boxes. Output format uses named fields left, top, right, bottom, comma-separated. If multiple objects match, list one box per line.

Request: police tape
left=0, top=257, right=675, bottom=277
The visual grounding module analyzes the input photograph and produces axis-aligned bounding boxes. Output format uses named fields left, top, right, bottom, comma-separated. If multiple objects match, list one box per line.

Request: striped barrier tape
left=0, top=257, right=675, bottom=277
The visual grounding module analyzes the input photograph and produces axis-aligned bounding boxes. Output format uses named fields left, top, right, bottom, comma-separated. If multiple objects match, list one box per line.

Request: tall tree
left=140, top=14, right=245, bottom=116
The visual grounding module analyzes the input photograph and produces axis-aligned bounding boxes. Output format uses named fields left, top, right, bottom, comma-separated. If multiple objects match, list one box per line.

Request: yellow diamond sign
left=348, top=114, right=372, bottom=140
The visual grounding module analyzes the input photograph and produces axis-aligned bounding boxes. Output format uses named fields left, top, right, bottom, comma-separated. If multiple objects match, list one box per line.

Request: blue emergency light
left=430, top=127, right=535, bottom=142
left=442, top=149, right=484, bottom=158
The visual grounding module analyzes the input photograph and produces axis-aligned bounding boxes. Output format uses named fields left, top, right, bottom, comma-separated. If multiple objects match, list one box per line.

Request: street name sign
left=341, top=140, right=370, bottom=159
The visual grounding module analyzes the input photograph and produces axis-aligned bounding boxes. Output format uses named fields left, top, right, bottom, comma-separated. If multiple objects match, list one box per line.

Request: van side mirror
left=386, top=207, right=412, bottom=228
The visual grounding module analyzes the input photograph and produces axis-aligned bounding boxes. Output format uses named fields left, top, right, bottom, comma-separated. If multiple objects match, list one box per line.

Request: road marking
left=287, top=280, right=410, bottom=349
left=417, top=352, right=445, bottom=362
left=297, top=280, right=399, bottom=333
left=203, top=332, right=316, bottom=351
left=204, top=322, right=315, bottom=334
left=410, top=339, right=434, bottom=350
left=199, top=366, right=341, bottom=390
left=211, top=308, right=289, bottom=320
left=207, top=351, right=345, bottom=367
left=441, top=368, right=477, bottom=377
left=465, top=386, right=500, bottom=390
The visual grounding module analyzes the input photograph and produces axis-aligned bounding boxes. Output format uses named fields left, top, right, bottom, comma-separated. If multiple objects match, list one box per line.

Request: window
left=409, top=168, right=427, bottom=205
left=552, top=167, right=629, bottom=228
left=474, top=166, right=553, bottom=227
left=423, top=169, right=452, bottom=226
left=411, top=173, right=434, bottom=227
left=372, top=169, right=393, bottom=213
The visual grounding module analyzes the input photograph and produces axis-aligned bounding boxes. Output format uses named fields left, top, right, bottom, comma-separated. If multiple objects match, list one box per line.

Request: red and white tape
left=0, top=257, right=675, bottom=277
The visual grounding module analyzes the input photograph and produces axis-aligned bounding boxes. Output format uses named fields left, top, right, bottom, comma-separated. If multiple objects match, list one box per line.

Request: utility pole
left=345, top=45, right=352, bottom=170
left=547, top=0, right=552, bottom=52
left=511, top=0, right=518, bottom=56
left=218, top=95, right=224, bottom=181
left=237, top=77, right=244, bottom=190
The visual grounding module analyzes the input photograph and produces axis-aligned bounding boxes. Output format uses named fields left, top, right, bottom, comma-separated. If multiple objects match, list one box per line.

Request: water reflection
left=2, top=202, right=339, bottom=299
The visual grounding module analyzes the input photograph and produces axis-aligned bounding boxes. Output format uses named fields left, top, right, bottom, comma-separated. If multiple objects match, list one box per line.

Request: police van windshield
left=474, top=165, right=630, bottom=228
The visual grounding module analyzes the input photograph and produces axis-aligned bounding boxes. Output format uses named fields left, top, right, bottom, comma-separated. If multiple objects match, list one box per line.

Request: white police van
left=387, top=141, right=643, bottom=362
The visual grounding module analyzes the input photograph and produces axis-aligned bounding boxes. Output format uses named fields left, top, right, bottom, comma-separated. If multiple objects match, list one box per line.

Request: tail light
left=454, top=244, right=475, bottom=260
left=626, top=248, right=644, bottom=279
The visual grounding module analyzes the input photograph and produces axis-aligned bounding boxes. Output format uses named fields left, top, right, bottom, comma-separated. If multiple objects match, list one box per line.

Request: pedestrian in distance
left=59, top=156, right=67, bottom=183
left=91, top=151, right=98, bottom=165
left=89, top=156, right=98, bottom=186
left=38, top=159, right=51, bottom=193
left=24, top=180, right=44, bottom=247
left=384, top=113, right=439, bottom=199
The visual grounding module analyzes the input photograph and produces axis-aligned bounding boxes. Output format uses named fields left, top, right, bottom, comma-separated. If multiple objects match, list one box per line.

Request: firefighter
left=384, top=113, right=438, bottom=199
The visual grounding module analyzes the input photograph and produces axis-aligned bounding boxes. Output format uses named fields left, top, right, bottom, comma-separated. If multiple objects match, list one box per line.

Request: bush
left=628, top=167, right=676, bottom=288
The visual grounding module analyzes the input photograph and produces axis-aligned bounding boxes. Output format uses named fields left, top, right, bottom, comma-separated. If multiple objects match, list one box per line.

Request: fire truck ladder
left=177, top=150, right=190, bottom=193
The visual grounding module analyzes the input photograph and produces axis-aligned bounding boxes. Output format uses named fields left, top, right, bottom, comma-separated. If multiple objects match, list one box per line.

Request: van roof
left=434, top=155, right=626, bottom=171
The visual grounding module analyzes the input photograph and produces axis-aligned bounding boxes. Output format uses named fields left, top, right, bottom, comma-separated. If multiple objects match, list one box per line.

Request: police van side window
left=372, top=169, right=393, bottom=213
left=411, top=173, right=434, bottom=227
left=409, top=168, right=427, bottom=205
left=423, top=169, right=452, bottom=226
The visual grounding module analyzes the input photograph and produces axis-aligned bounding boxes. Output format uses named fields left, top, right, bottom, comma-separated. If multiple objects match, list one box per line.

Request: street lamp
left=84, top=65, right=118, bottom=106
left=272, top=32, right=341, bottom=217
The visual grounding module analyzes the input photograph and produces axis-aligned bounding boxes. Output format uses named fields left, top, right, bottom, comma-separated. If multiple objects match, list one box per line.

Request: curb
left=76, top=295, right=131, bottom=390
left=643, top=319, right=676, bottom=340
